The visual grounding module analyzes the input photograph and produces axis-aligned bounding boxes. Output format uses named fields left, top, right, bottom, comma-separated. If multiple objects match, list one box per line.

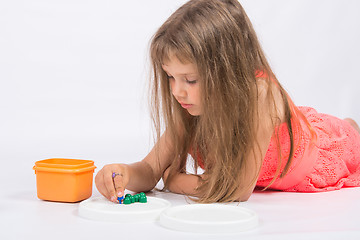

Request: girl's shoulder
left=256, top=77, right=286, bottom=125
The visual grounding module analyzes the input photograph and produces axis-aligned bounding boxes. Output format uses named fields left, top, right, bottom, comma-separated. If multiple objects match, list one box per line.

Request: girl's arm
left=233, top=78, right=285, bottom=201
left=232, top=79, right=286, bottom=202
left=95, top=130, right=175, bottom=202
left=162, top=167, right=202, bottom=197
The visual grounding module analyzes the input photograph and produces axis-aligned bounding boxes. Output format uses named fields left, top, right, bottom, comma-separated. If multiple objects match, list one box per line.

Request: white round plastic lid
left=78, top=196, right=171, bottom=222
left=159, top=204, right=258, bottom=233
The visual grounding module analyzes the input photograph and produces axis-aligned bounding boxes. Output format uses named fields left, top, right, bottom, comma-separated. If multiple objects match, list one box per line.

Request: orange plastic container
left=33, top=158, right=96, bottom=203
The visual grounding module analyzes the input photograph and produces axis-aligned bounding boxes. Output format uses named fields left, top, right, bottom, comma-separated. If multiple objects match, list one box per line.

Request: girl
left=95, top=0, right=360, bottom=203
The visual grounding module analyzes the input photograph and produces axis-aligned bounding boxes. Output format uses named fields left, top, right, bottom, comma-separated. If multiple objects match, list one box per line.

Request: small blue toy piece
left=117, top=196, right=124, bottom=204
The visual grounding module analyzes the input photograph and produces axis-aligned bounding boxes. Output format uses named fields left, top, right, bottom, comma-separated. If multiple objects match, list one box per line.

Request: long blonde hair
left=150, top=0, right=307, bottom=202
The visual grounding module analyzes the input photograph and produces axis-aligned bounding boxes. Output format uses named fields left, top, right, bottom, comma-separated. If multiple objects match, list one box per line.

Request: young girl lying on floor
left=95, top=0, right=360, bottom=203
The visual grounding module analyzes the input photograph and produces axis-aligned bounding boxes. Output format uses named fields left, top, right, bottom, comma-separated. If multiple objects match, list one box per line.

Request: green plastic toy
left=118, top=193, right=147, bottom=204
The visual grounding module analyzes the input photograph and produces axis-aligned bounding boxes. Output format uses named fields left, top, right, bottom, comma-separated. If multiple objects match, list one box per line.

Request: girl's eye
left=186, top=80, right=197, bottom=84
left=167, top=75, right=174, bottom=80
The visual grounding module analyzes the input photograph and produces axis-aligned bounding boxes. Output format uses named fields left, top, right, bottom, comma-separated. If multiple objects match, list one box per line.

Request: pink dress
left=256, top=106, right=360, bottom=192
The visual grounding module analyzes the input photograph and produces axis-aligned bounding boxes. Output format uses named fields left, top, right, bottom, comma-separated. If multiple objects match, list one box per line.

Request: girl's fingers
left=113, top=173, right=125, bottom=198
left=103, top=167, right=117, bottom=202
left=101, top=164, right=129, bottom=203
left=95, top=169, right=109, bottom=199
left=113, top=165, right=130, bottom=199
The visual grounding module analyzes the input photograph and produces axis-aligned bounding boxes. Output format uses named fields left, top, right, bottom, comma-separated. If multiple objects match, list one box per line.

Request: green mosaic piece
left=123, top=197, right=131, bottom=204
left=139, top=195, right=147, bottom=203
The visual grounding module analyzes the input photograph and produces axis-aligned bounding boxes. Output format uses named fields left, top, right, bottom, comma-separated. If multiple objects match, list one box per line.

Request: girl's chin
left=187, top=109, right=201, bottom=116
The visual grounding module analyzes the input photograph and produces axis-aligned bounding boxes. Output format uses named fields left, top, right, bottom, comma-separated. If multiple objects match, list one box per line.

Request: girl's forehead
left=162, top=61, right=199, bottom=77
left=162, top=54, right=197, bottom=69
left=160, top=48, right=193, bottom=64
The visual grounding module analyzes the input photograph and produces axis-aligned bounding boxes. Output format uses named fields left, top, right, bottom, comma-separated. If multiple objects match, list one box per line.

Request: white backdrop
left=1, top=0, right=359, bottom=195
left=1, top=1, right=360, bottom=240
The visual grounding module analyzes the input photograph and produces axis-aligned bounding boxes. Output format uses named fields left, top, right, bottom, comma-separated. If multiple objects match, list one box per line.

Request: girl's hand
left=95, top=164, right=130, bottom=203
left=162, top=167, right=202, bottom=197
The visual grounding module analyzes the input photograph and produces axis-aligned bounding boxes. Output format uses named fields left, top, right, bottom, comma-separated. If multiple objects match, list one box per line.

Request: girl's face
left=162, top=56, right=202, bottom=116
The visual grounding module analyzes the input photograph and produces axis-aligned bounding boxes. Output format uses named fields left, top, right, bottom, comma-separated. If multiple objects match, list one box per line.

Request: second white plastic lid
left=159, top=204, right=258, bottom=233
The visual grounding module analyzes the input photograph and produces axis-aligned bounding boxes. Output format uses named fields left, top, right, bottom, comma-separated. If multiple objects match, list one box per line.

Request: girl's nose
left=171, top=80, right=186, bottom=98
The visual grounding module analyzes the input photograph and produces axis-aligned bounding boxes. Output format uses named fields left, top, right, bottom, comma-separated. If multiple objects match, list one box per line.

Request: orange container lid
left=33, top=158, right=96, bottom=174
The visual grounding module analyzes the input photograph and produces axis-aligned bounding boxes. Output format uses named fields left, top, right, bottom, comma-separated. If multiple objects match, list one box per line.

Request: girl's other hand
left=95, top=164, right=130, bottom=203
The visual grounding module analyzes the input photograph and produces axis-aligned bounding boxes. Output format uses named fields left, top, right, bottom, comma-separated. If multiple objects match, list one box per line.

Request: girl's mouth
left=180, top=103, right=193, bottom=109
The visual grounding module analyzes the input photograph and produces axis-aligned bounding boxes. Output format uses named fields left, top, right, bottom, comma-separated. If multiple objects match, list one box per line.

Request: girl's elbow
left=238, top=196, right=250, bottom=202
left=236, top=191, right=253, bottom=202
